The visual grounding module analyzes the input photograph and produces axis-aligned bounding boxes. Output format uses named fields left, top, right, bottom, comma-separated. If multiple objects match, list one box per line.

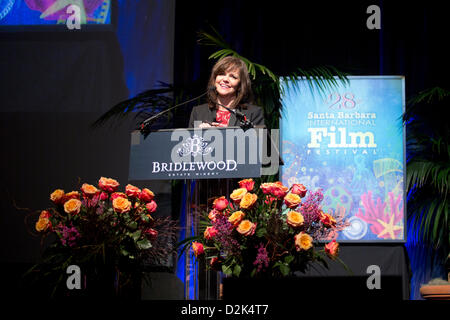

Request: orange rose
left=35, top=211, right=52, bottom=232
left=35, top=217, right=51, bottom=232
left=192, top=242, right=204, bottom=257
left=125, top=184, right=141, bottom=198
left=294, top=232, right=313, bottom=251
left=239, top=193, right=258, bottom=209
left=204, top=226, right=218, bottom=240
left=50, top=189, right=65, bottom=204
left=208, top=208, right=220, bottom=222
left=213, top=196, right=229, bottom=211
left=238, top=179, right=255, bottom=191
left=81, top=183, right=99, bottom=198
left=320, top=211, right=336, bottom=227
left=284, top=193, right=302, bottom=208
left=230, top=188, right=247, bottom=204
left=39, top=210, right=51, bottom=220
left=63, top=191, right=80, bottom=203
left=98, top=177, right=120, bottom=193
left=236, top=220, right=257, bottom=236
left=63, top=198, right=82, bottom=215
left=286, top=210, right=304, bottom=228
left=228, top=210, right=245, bottom=227
left=140, top=188, right=154, bottom=202
left=112, top=197, right=132, bottom=213
left=325, top=240, right=340, bottom=259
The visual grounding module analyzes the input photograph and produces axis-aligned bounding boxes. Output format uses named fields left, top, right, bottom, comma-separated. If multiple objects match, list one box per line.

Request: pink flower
left=238, top=179, right=255, bottom=191
left=140, top=188, right=154, bottom=202
left=145, top=200, right=157, bottom=213
left=325, top=240, right=340, bottom=259
left=213, top=196, right=229, bottom=211
left=192, top=242, right=204, bottom=257
left=291, top=184, right=307, bottom=198
left=125, top=184, right=141, bottom=198
left=204, top=226, right=219, bottom=240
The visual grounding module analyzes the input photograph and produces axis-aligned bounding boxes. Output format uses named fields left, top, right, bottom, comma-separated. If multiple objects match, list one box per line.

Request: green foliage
left=404, top=87, right=450, bottom=255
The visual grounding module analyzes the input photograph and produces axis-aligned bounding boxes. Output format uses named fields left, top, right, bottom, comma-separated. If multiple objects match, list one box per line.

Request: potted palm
left=403, top=87, right=450, bottom=299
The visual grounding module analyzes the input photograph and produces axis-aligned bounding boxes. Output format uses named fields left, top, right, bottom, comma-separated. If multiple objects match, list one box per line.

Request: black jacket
left=188, top=103, right=265, bottom=128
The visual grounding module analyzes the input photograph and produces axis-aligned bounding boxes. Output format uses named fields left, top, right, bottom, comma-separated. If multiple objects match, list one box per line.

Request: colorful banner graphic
left=0, top=0, right=111, bottom=25
left=280, top=76, right=405, bottom=242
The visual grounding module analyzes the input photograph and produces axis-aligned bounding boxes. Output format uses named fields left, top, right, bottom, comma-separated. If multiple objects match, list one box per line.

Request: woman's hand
left=199, top=122, right=223, bottom=128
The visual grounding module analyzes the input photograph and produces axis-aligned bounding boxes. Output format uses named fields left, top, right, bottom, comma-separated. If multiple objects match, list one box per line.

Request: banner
left=280, top=76, right=405, bottom=242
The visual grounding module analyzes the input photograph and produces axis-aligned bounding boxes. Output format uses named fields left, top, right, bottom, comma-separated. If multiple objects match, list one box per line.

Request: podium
left=129, top=126, right=280, bottom=299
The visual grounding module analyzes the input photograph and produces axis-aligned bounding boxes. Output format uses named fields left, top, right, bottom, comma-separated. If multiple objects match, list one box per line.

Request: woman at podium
left=189, top=56, right=265, bottom=128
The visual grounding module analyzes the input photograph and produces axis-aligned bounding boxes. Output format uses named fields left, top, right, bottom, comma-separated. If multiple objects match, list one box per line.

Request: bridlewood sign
left=129, top=127, right=279, bottom=180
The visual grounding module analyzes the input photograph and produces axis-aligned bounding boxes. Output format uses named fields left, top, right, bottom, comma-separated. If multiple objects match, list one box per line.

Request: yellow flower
left=239, top=192, right=258, bottom=209
left=112, top=197, right=132, bottom=214
left=236, top=220, right=256, bottom=236
left=284, top=193, right=302, bottom=208
left=286, top=211, right=304, bottom=228
left=81, top=183, right=99, bottom=198
left=230, top=188, right=247, bottom=204
left=294, top=232, right=313, bottom=251
left=50, top=189, right=65, bottom=204
left=228, top=210, right=245, bottom=227
left=63, top=198, right=82, bottom=215
left=35, top=217, right=51, bottom=232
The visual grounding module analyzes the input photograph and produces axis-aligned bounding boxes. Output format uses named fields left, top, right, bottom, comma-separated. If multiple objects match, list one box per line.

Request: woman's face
left=215, top=67, right=240, bottom=98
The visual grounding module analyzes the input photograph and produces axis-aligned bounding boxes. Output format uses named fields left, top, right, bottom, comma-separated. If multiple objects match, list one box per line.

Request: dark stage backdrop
left=0, top=0, right=177, bottom=298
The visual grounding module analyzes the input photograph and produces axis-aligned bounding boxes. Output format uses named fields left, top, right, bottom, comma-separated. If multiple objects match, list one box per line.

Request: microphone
left=139, top=90, right=208, bottom=135
left=215, top=101, right=254, bottom=130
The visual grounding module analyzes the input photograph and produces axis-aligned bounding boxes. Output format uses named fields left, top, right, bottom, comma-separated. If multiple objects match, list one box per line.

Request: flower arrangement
left=181, top=179, right=349, bottom=277
left=26, top=177, right=178, bottom=296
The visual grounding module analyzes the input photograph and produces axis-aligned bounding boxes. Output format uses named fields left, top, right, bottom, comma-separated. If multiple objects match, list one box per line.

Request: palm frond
left=92, top=85, right=176, bottom=129
left=407, top=160, right=450, bottom=196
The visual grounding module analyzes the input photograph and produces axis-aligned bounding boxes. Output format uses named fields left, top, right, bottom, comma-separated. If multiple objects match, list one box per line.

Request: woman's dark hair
left=207, top=56, right=253, bottom=109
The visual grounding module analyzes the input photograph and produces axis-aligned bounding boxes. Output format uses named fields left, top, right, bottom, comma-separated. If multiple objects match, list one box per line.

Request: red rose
left=325, top=240, right=340, bottom=259
left=192, top=242, right=204, bottom=257
left=213, top=196, right=228, bottom=211
left=320, top=211, right=336, bottom=227
left=111, top=192, right=127, bottom=201
left=98, top=177, right=119, bottom=193
left=144, top=228, right=158, bottom=240
left=125, top=184, right=141, bottom=198
left=99, top=192, right=109, bottom=201
left=238, top=179, right=255, bottom=191
left=146, top=200, right=157, bottom=213
left=204, top=226, right=219, bottom=240
left=291, top=184, right=307, bottom=198
left=140, top=188, right=154, bottom=202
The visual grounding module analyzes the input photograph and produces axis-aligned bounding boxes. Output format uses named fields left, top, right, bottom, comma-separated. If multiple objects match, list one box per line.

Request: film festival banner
left=280, top=76, right=405, bottom=242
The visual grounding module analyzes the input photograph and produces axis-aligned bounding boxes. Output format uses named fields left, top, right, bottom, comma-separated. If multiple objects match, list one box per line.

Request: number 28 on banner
left=326, top=92, right=358, bottom=109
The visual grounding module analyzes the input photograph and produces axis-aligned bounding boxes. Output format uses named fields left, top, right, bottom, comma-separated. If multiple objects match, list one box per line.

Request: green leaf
left=128, top=221, right=138, bottom=230
left=284, top=255, right=294, bottom=264
left=137, top=239, right=152, bottom=250
left=131, top=230, right=141, bottom=242
left=256, top=227, right=267, bottom=238
left=233, top=264, right=242, bottom=277
left=222, top=264, right=233, bottom=276
left=280, top=264, right=290, bottom=276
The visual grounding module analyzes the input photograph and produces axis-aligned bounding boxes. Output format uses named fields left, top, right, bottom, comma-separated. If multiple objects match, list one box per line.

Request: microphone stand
left=216, top=102, right=254, bottom=130
left=139, top=91, right=208, bottom=137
